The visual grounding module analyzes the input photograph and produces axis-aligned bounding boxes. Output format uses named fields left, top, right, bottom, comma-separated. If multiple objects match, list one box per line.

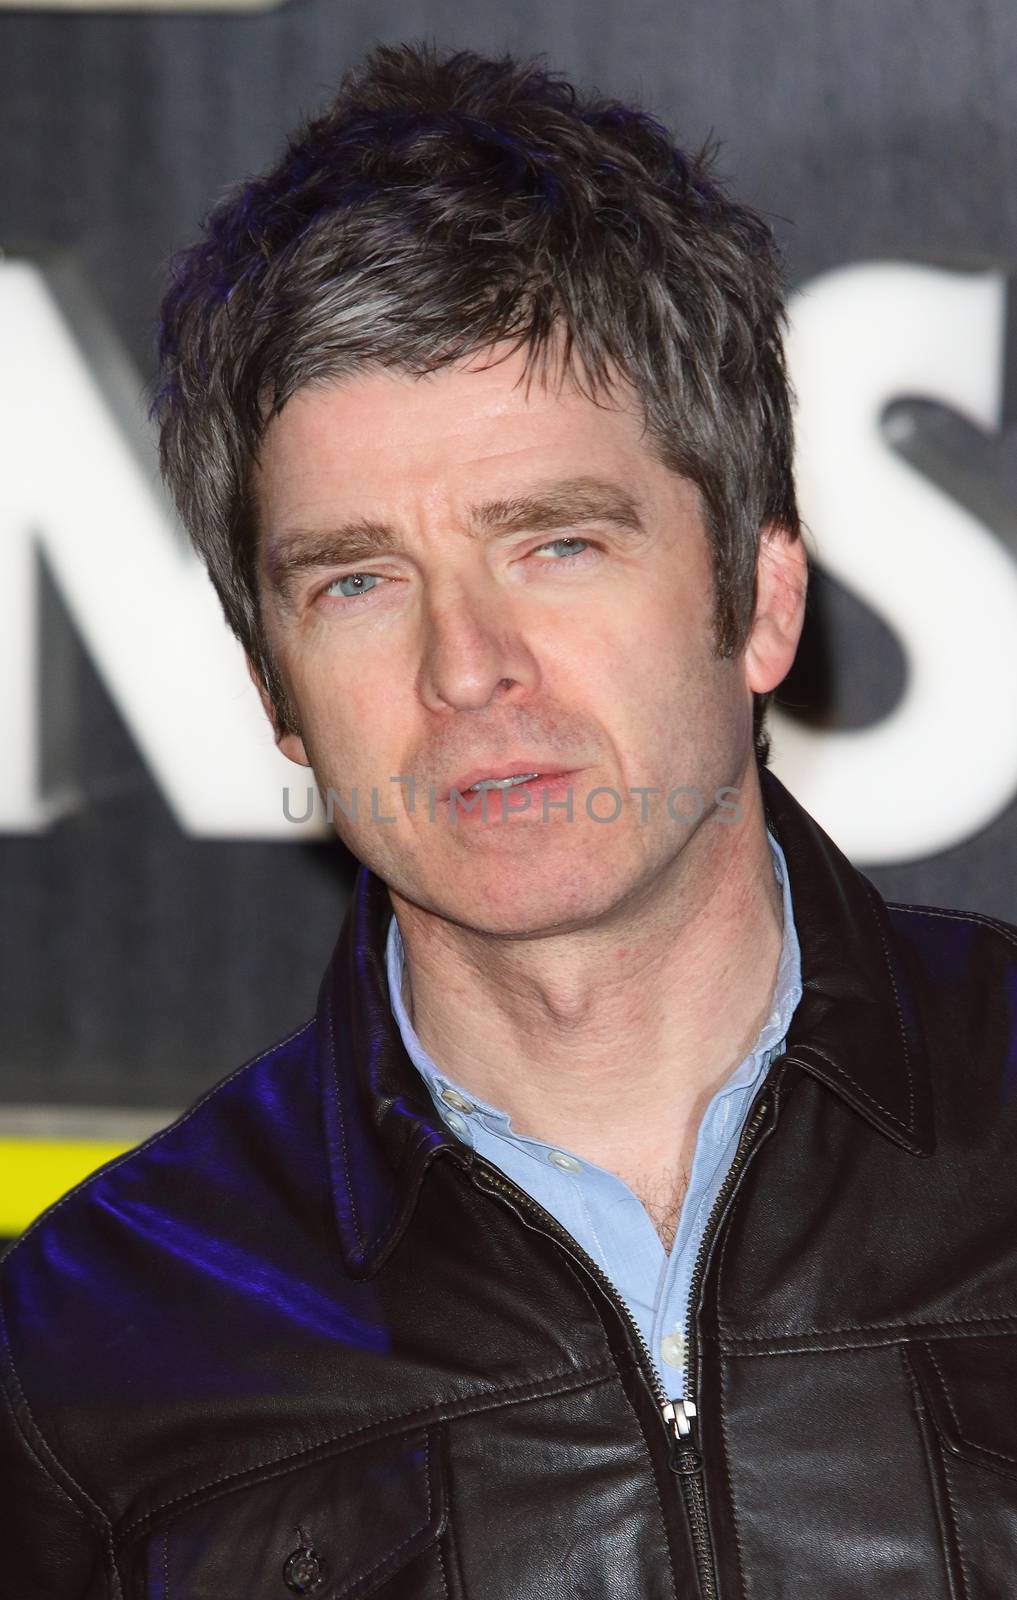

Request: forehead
left=252, top=343, right=682, bottom=534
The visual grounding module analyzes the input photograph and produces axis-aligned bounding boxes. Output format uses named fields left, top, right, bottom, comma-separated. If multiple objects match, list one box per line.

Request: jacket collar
left=319, top=767, right=934, bottom=1277
left=759, top=766, right=934, bottom=1159
left=316, top=864, right=461, bottom=1279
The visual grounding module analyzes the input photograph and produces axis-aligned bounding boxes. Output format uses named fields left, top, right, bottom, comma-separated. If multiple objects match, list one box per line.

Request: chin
left=433, top=851, right=631, bottom=939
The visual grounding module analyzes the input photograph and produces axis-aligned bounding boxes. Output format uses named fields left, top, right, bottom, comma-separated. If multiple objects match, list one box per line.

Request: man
left=3, top=41, right=1017, bottom=1600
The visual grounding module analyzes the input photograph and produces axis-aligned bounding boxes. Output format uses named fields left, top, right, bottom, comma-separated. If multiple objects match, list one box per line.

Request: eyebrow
left=262, top=476, right=647, bottom=607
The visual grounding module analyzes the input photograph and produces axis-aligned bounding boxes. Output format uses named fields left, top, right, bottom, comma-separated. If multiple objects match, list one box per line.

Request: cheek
left=287, top=650, right=399, bottom=779
left=581, top=586, right=704, bottom=697
left=587, top=592, right=726, bottom=765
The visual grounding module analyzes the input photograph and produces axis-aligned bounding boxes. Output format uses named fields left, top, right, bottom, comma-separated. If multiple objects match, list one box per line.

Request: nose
left=416, top=576, right=540, bottom=713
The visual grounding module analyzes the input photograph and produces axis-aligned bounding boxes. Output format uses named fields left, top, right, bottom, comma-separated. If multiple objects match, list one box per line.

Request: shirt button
left=661, top=1332, right=687, bottom=1367
left=547, top=1150, right=582, bottom=1173
left=440, top=1087, right=475, bottom=1114
left=445, top=1111, right=468, bottom=1135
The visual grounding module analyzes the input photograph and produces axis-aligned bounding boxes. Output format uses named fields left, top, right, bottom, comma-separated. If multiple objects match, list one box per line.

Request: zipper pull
left=663, top=1399, right=703, bottom=1475
left=662, top=1397, right=697, bottom=1438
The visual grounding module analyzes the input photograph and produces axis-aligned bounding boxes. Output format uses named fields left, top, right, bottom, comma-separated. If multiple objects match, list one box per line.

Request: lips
left=443, top=763, right=576, bottom=801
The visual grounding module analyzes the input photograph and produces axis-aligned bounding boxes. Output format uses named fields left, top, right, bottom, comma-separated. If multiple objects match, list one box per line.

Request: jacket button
left=283, top=1545, right=324, bottom=1594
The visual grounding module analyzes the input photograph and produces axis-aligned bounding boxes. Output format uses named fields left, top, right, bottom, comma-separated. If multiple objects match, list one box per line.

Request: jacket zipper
left=669, top=1090, right=773, bottom=1599
left=460, top=1086, right=773, bottom=1600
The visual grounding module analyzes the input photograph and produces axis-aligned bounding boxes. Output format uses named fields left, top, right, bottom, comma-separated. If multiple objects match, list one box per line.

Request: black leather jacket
left=4, top=767, right=1017, bottom=1600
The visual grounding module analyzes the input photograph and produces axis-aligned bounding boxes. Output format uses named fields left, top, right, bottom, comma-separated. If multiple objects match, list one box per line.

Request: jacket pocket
left=132, top=1425, right=450, bottom=1600
left=907, top=1333, right=1017, bottom=1599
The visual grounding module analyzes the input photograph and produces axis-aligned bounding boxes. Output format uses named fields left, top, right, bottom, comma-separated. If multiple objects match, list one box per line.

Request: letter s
left=772, top=262, right=1017, bottom=864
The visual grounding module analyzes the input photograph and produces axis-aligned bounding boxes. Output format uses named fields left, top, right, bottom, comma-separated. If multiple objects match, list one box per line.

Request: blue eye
left=328, top=572, right=380, bottom=599
left=535, top=537, right=590, bottom=559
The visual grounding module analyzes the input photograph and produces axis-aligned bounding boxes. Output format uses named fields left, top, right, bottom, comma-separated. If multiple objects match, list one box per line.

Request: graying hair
left=156, top=42, right=801, bottom=762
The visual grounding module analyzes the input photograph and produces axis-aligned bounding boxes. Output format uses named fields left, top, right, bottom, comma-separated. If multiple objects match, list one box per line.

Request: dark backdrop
left=2, top=0, right=1016, bottom=1122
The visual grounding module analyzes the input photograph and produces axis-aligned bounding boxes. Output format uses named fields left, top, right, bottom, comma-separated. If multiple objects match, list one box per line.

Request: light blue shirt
left=386, top=830, right=802, bottom=1398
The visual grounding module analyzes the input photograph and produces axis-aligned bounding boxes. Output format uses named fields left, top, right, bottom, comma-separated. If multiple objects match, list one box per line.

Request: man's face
left=252, top=344, right=770, bottom=935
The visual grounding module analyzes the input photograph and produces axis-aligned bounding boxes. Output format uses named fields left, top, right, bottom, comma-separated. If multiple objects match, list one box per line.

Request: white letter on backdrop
left=773, top=262, right=1017, bottom=863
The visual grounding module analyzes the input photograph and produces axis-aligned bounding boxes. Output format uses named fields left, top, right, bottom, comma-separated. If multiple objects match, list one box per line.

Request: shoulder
left=880, top=896, right=1017, bottom=1110
left=0, top=1014, right=322, bottom=1417
left=3, top=1013, right=319, bottom=1275
left=884, top=895, right=1017, bottom=982
left=0, top=1012, right=363, bottom=1588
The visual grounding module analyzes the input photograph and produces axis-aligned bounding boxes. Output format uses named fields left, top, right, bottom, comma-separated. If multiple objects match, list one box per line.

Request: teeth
left=468, top=772, right=540, bottom=791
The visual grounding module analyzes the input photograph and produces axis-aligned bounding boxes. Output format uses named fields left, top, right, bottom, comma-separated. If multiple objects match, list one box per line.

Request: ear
left=244, top=653, right=312, bottom=768
left=743, top=523, right=809, bottom=696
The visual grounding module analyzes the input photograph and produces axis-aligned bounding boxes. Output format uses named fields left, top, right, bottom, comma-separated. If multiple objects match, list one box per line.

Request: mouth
left=443, top=763, right=576, bottom=801
left=467, top=772, right=540, bottom=792
left=438, top=767, right=583, bottom=827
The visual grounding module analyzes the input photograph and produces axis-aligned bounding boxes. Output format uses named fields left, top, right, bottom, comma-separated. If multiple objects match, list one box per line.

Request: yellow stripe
left=0, top=1138, right=136, bottom=1238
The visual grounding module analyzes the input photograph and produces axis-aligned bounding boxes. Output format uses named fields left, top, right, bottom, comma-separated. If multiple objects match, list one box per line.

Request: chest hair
left=633, top=1165, right=691, bottom=1255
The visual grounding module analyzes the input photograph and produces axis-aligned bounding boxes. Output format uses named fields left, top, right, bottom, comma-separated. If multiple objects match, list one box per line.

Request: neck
left=388, top=770, right=784, bottom=1207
